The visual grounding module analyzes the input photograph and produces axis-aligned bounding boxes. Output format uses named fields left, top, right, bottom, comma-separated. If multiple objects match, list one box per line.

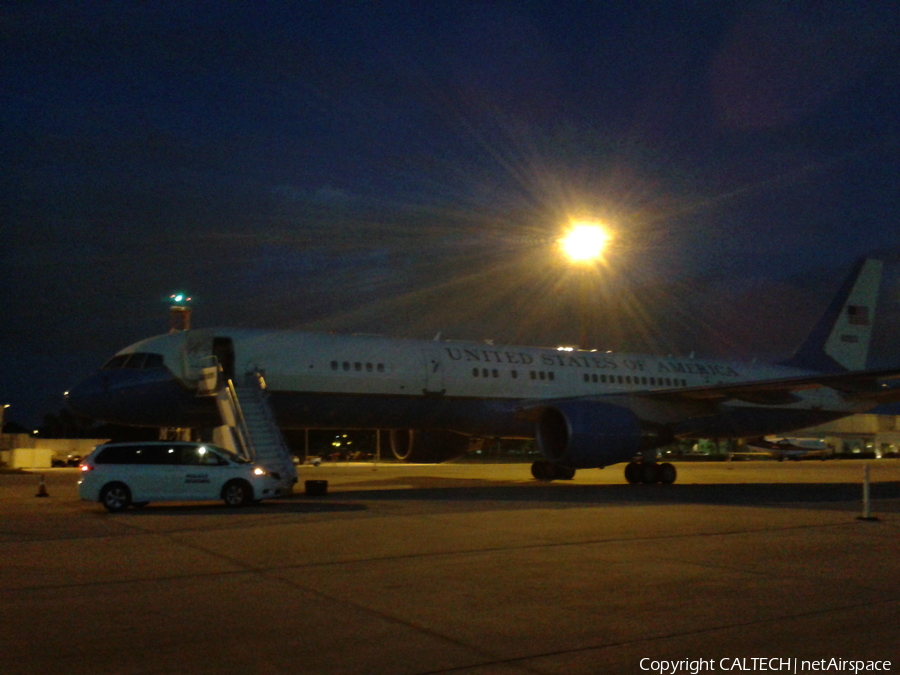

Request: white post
left=374, top=430, right=380, bottom=471
left=863, top=464, right=871, bottom=519
left=858, top=463, right=879, bottom=521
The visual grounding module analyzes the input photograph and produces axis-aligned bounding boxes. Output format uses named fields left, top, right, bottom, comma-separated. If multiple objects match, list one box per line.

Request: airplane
left=740, top=436, right=831, bottom=461
left=65, top=257, right=900, bottom=485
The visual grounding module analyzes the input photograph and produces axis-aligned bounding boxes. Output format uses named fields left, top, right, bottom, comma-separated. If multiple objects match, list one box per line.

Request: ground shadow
left=289, top=478, right=900, bottom=510
left=119, top=501, right=369, bottom=516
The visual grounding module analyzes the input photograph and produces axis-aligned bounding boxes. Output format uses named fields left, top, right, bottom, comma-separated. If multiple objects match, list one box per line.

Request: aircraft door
left=213, top=337, right=235, bottom=382
left=179, top=329, right=215, bottom=391
left=423, top=347, right=445, bottom=396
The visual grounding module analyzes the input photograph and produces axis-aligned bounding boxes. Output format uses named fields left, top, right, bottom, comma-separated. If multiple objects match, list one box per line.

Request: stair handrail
left=225, top=378, right=256, bottom=461
left=244, top=370, right=283, bottom=448
left=244, top=368, right=297, bottom=481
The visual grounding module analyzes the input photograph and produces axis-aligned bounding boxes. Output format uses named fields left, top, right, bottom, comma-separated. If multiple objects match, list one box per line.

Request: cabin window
left=377, top=364, right=385, bottom=373
left=366, top=363, right=373, bottom=372
left=511, top=370, right=518, bottom=378
left=331, top=361, right=338, bottom=370
left=472, top=368, right=479, bottom=377
left=354, top=362, right=362, bottom=371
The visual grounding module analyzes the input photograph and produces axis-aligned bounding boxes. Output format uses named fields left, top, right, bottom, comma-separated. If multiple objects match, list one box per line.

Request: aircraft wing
left=644, top=366, right=900, bottom=405
left=514, top=367, right=900, bottom=420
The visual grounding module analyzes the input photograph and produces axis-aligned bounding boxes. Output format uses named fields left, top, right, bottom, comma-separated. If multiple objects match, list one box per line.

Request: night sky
left=3, top=2, right=900, bottom=427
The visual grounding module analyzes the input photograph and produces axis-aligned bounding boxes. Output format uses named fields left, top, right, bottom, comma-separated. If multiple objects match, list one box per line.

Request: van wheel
left=222, top=480, right=252, bottom=507
left=100, top=483, right=132, bottom=513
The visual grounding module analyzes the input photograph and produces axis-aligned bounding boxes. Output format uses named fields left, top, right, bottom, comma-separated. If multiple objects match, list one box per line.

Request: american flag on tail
left=847, top=305, right=871, bottom=326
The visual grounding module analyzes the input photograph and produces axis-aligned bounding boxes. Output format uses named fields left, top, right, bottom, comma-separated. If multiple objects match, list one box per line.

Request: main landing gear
left=530, top=460, right=677, bottom=484
left=624, top=461, right=677, bottom=485
left=531, top=460, right=576, bottom=481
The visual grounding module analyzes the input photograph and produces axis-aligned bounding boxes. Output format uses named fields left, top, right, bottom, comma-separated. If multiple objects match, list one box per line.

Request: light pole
left=558, top=222, right=610, bottom=348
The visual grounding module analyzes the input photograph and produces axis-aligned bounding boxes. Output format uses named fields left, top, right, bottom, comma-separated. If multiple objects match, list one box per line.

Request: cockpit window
left=143, top=353, right=164, bottom=368
left=101, top=353, right=165, bottom=370
left=101, top=355, right=129, bottom=370
left=123, top=353, right=148, bottom=369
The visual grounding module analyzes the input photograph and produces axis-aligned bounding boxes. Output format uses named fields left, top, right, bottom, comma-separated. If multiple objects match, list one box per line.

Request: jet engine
left=534, top=400, right=671, bottom=468
left=390, top=429, right=471, bottom=463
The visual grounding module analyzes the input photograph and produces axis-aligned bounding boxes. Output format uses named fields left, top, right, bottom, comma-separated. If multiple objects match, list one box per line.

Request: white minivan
left=79, top=441, right=285, bottom=512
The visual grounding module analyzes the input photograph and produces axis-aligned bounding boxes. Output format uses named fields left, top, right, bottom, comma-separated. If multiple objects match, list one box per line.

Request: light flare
left=559, top=223, right=610, bottom=263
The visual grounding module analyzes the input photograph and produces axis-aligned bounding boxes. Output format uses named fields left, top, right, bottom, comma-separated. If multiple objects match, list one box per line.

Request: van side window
left=137, top=447, right=177, bottom=464
left=178, top=447, right=203, bottom=465
left=94, top=445, right=167, bottom=464
left=95, top=445, right=138, bottom=464
left=178, top=446, right=225, bottom=465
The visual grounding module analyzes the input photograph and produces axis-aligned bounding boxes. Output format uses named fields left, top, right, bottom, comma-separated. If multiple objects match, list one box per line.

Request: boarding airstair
left=201, top=364, right=297, bottom=494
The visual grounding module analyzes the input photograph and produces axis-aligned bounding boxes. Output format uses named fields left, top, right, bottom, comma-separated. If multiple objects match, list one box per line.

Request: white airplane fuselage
left=65, top=257, right=900, bottom=479
left=67, top=329, right=858, bottom=441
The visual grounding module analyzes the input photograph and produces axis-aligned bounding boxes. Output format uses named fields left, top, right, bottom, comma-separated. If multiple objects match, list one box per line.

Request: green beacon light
left=170, top=293, right=192, bottom=305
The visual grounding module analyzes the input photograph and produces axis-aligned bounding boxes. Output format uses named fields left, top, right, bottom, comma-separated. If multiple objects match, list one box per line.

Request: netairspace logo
left=639, top=658, right=893, bottom=674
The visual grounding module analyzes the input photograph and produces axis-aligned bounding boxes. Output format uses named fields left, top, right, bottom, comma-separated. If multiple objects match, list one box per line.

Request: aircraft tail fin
left=782, top=258, right=884, bottom=373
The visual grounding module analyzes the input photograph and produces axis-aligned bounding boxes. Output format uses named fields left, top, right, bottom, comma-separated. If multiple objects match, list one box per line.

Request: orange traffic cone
left=36, top=474, right=49, bottom=498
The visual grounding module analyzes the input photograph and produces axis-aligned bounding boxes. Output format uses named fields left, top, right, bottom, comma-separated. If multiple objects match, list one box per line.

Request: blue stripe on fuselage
left=66, top=367, right=219, bottom=428
left=268, top=390, right=533, bottom=437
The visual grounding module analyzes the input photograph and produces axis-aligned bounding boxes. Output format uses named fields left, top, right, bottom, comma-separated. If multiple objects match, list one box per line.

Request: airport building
left=795, top=413, right=900, bottom=458
left=2, top=414, right=899, bottom=469
left=0, top=434, right=108, bottom=469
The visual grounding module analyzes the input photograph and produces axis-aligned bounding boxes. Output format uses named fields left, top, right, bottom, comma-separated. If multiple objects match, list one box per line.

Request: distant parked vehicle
left=78, top=441, right=285, bottom=512
left=51, top=454, right=83, bottom=468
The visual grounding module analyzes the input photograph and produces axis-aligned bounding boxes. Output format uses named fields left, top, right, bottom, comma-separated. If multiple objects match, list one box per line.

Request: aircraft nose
left=65, top=364, right=220, bottom=427
left=65, top=372, right=111, bottom=419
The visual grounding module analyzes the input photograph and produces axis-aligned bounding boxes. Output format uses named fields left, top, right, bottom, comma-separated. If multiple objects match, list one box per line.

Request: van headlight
left=253, top=466, right=267, bottom=476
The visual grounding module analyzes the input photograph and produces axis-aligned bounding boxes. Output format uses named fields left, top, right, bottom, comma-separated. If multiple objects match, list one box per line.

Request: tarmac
left=1, top=460, right=899, bottom=675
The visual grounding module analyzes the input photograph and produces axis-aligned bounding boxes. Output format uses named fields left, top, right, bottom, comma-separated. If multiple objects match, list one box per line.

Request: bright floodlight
left=559, top=222, right=610, bottom=263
